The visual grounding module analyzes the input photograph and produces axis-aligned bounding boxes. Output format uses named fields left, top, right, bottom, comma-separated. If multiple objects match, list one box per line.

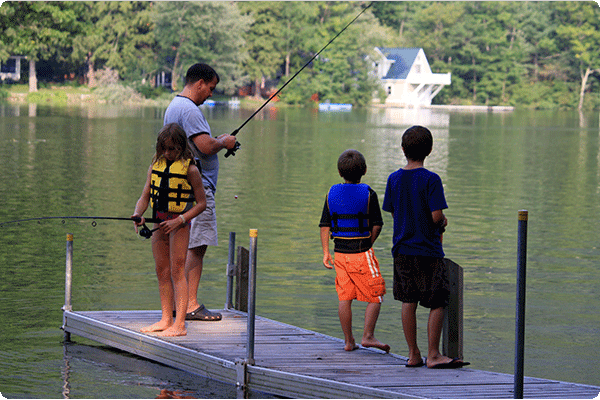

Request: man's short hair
left=402, top=125, right=433, bottom=161
left=185, top=63, right=220, bottom=85
left=338, top=149, right=367, bottom=183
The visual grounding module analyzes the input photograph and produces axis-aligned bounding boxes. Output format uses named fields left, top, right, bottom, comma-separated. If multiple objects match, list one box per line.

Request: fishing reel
left=139, top=224, right=153, bottom=239
left=132, top=216, right=158, bottom=239
left=224, top=140, right=241, bottom=158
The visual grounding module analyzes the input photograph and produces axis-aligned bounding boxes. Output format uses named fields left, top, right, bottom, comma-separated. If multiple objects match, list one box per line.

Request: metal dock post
left=247, top=229, right=258, bottom=365
left=62, top=233, right=73, bottom=342
left=225, top=232, right=236, bottom=309
left=236, top=229, right=258, bottom=398
left=514, top=210, right=528, bottom=398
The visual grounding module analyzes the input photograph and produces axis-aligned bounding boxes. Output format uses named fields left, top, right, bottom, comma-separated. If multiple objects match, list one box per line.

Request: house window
left=387, top=85, right=392, bottom=95
left=414, top=64, right=421, bottom=74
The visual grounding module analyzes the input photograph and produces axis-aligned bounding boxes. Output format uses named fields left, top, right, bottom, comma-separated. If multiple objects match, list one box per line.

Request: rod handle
left=224, top=141, right=241, bottom=158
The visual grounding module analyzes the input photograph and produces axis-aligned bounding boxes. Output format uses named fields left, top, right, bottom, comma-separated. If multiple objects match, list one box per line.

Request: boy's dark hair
left=185, top=63, right=220, bottom=85
left=338, top=149, right=367, bottom=183
left=402, top=125, right=433, bottom=161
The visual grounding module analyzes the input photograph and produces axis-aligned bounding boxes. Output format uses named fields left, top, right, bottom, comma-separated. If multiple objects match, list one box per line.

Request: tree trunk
left=87, top=56, right=97, bottom=88
left=254, top=76, right=262, bottom=98
left=171, top=50, right=180, bottom=92
left=578, top=66, right=591, bottom=111
left=28, top=59, right=37, bottom=92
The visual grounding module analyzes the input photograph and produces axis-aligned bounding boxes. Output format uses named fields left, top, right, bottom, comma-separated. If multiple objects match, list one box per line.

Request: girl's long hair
left=153, top=123, right=194, bottom=164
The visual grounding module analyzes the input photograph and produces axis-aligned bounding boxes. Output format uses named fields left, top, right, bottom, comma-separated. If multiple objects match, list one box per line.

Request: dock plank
left=63, top=309, right=600, bottom=399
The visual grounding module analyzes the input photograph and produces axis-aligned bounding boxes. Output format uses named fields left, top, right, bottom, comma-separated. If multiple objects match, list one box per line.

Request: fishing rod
left=0, top=216, right=161, bottom=239
left=224, top=1, right=373, bottom=158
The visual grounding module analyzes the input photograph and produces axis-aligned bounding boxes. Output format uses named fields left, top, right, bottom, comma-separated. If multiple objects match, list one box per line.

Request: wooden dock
left=62, top=308, right=600, bottom=399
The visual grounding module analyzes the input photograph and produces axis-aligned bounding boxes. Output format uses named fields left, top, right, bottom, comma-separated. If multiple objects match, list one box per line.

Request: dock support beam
left=62, top=233, right=73, bottom=342
left=235, top=359, right=249, bottom=398
left=442, top=258, right=463, bottom=359
left=514, top=210, right=528, bottom=399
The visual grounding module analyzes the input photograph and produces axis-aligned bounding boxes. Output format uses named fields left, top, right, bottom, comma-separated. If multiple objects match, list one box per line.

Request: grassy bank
left=1, top=83, right=172, bottom=107
left=0, top=83, right=275, bottom=110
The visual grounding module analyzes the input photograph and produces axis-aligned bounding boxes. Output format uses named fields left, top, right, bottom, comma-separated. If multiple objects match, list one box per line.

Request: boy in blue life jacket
left=319, top=149, right=390, bottom=353
left=382, top=125, right=469, bottom=369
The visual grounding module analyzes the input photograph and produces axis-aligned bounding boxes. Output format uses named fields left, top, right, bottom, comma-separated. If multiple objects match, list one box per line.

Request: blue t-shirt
left=382, top=168, right=447, bottom=258
left=164, top=96, right=219, bottom=192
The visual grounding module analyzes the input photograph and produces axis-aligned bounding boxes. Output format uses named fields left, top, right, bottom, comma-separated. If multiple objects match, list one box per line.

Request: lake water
left=0, top=102, right=598, bottom=398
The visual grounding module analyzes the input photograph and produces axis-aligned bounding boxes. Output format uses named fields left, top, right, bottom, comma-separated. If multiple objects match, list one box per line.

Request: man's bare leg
left=185, top=245, right=207, bottom=314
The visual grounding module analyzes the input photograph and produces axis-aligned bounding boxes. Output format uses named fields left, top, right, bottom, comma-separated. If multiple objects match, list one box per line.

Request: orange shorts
left=334, top=248, right=386, bottom=303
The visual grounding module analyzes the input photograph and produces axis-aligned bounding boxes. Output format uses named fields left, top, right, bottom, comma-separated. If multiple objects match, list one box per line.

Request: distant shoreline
left=372, top=103, right=515, bottom=112
left=4, top=86, right=514, bottom=111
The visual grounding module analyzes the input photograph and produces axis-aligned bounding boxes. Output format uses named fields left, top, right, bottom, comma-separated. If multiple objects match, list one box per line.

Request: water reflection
left=0, top=104, right=599, bottom=397
left=367, top=107, right=450, bottom=128
left=60, top=343, right=249, bottom=399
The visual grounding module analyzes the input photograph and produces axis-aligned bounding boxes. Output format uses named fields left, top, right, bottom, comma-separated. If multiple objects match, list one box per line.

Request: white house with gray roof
left=372, top=47, right=451, bottom=107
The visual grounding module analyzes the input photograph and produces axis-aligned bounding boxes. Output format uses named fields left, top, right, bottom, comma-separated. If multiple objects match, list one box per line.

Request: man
left=163, top=63, right=237, bottom=321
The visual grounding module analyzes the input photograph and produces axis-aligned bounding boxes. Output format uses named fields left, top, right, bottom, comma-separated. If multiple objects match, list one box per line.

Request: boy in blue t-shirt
left=383, top=125, right=468, bottom=369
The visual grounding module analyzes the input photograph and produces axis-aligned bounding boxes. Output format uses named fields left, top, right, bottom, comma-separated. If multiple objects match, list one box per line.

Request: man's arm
left=191, top=133, right=237, bottom=156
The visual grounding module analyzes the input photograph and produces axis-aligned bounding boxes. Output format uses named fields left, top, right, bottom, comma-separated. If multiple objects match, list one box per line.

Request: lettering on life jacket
left=150, top=158, right=195, bottom=215
left=327, top=183, right=371, bottom=239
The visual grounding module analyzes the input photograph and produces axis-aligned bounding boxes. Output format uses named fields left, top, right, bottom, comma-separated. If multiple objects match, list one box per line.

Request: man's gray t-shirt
left=164, top=95, right=219, bottom=191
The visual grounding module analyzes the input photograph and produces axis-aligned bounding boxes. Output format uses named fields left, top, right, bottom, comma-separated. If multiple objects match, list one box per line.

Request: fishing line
left=225, top=1, right=373, bottom=158
left=0, top=216, right=160, bottom=239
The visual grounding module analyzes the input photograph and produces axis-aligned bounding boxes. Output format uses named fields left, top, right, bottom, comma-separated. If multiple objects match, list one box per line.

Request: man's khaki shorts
left=188, top=187, right=218, bottom=249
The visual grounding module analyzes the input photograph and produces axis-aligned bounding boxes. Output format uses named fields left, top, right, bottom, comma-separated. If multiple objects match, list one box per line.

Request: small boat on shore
left=318, top=102, right=353, bottom=111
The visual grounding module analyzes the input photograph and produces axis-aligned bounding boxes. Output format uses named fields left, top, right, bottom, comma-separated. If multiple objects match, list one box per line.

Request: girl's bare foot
left=141, top=320, right=172, bottom=333
left=156, top=325, right=187, bottom=337
left=361, top=337, right=390, bottom=353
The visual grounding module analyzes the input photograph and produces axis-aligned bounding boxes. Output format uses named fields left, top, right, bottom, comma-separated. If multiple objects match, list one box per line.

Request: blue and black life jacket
left=327, top=183, right=371, bottom=239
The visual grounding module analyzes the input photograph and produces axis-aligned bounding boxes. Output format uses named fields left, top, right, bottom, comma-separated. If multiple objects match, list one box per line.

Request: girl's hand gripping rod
left=225, top=2, right=372, bottom=158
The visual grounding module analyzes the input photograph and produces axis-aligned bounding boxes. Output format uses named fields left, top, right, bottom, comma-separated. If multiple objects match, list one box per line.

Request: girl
left=132, top=123, right=207, bottom=337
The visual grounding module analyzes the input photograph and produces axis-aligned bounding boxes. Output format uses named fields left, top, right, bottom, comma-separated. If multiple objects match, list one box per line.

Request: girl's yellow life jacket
left=150, top=158, right=195, bottom=214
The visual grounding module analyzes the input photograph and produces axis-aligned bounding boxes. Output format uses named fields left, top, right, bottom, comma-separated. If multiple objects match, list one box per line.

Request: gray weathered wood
left=443, top=258, right=463, bottom=359
left=235, top=246, right=249, bottom=312
left=62, top=309, right=600, bottom=399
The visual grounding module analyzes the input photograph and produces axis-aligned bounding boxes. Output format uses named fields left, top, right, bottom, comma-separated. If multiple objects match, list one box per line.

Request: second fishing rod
left=224, top=2, right=373, bottom=158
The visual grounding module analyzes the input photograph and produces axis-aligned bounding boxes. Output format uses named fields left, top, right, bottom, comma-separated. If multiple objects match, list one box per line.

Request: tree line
left=1, top=1, right=599, bottom=109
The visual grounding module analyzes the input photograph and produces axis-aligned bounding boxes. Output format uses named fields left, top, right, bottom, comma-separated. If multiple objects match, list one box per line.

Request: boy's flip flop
left=405, top=360, right=425, bottom=368
left=428, top=358, right=470, bottom=369
left=185, top=304, right=222, bottom=321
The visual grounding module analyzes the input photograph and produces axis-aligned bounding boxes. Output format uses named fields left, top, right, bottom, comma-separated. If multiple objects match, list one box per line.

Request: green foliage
left=277, top=2, right=391, bottom=106
left=0, top=1, right=599, bottom=108
left=133, top=83, right=171, bottom=100
left=92, top=83, right=144, bottom=104
left=152, top=1, right=250, bottom=94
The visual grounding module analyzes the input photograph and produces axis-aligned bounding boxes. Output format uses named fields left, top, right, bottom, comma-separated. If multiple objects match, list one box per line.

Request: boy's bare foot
left=140, top=320, right=172, bottom=333
left=407, top=350, right=423, bottom=367
left=426, top=354, right=466, bottom=368
left=344, top=340, right=359, bottom=351
left=156, top=325, right=187, bottom=337
left=361, top=338, right=390, bottom=353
